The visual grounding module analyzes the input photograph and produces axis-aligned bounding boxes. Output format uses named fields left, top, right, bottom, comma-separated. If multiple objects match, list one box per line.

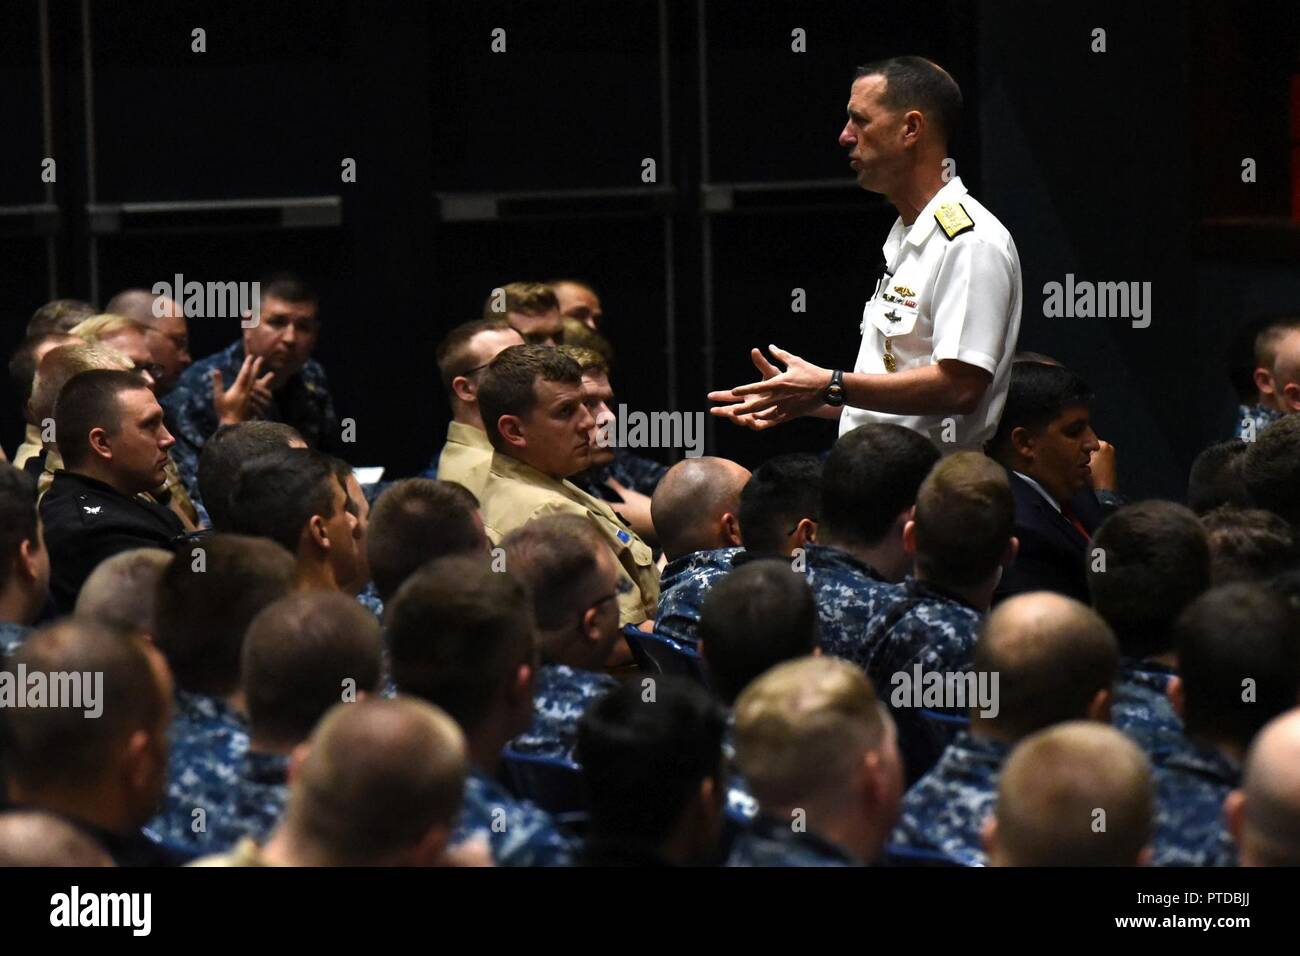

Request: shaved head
left=650, top=456, right=751, bottom=560
left=104, top=289, right=180, bottom=329
left=0, top=812, right=115, bottom=867
left=1230, top=709, right=1300, bottom=865
left=991, top=722, right=1153, bottom=866
left=976, top=592, right=1117, bottom=740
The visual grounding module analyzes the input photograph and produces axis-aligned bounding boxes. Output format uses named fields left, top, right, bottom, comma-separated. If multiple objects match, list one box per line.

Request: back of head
left=9, top=333, right=76, bottom=407
left=483, top=281, right=558, bottom=320
left=558, top=318, right=614, bottom=364
left=477, top=345, right=582, bottom=452
left=52, top=368, right=149, bottom=471
left=1188, top=440, right=1251, bottom=514
left=75, top=548, right=173, bottom=638
left=974, top=592, right=1118, bottom=740
left=651, top=456, right=750, bottom=560
left=104, top=289, right=170, bottom=329
left=734, top=656, right=891, bottom=813
left=28, top=299, right=96, bottom=337
left=854, top=56, right=962, bottom=147
left=736, top=453, right=822, bottom=554
left=988, top=362, right=1093, bottom=461
left=0, top=811, right=115, bottom=867
left=1243, top=415, right=1300, bottom=529
left=228, top=446, right=339, bottom=554
left=577, top=677, right=725, bottom=848
left=994, top=722, right=1152, bottom=866
left=435, top=317, right=515, bottom=398
left=153, top=534, right=296, bottom=696
left=2, top=620, right=166, bottom=793
left=1087, top=501, right=1211, bottom=659
left=367, top=479, right=486, bottom=601
left=242, top=592, right=383, bottom=748
left=70, top=314, right=149, bottom=347
left=1201, top=507, right=1296, bottom=586
left=1175, top=583, right=1300, bottom=752
left=386, top=556, right=534, bottom=731
left=500, top=515, right=608, bottom=653
left=34, top=345, right=133, bottom=432
left=557, top=344, right=609, bottom=380
left=198, top=422, right=304, bottom=531
left=699, top=561, right=819, bottom=705
left=0, top=463, right=39, bottom=595
left=286, top=698, right=467, bottom=865
left=1236, top=709, right=1300, bottom=866
left=912, top=452, right=1012, bottom=588
left=822, top=424, right=939, bottom=549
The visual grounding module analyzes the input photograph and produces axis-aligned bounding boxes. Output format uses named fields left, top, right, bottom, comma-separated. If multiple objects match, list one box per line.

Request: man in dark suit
left=988, top=361, right=1115, bottom=604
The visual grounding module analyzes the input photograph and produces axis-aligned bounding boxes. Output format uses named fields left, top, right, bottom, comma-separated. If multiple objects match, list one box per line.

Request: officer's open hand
left=708, top=345, right=831, bottom=430
left=213, top=355, right=276, bottom=426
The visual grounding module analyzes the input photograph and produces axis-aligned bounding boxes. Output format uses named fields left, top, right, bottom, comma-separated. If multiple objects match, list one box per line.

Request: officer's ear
left=719, top=511, right=742, bottom=548
left=87, top=425, right=114, bottom=462
left=1166, top=676, right=1184, bottom=720
left=1009, top=425, right=1035, bottom=461
left=1281, top=381, right=1300, bottom=413
left=306, top=513, right=330, bottom=554
left=902, top=519, right=919, bottom=557
left=899, top=108, right=925, bottom=147
left=451, top=374, right=477, bottom=405
left=1223, top=789, right=1248, bottom=858
left=497, top=414, right=527, bottom=450
left=1086, top=687, right=1111, bottom=723
left=1254, top=366, right=1276, bottom=398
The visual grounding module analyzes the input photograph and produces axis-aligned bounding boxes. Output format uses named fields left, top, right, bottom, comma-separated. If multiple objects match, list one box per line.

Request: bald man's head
left=989, top=722, right=1153, bottom=867
left=280, top=697, right=468, bottom=866
left=1227, top=709, right=1300, bottom=866
left=0, top=812, right=115, bottom=867
left=650, top=456, right=751, bottom=560
left=975, top=592, right=1118, bottom=741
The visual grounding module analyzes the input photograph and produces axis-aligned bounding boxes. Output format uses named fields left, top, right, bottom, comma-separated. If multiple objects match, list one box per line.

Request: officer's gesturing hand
left=212, top=354, right=276, bottom=425
left=708, top=345, right=832, bottom=431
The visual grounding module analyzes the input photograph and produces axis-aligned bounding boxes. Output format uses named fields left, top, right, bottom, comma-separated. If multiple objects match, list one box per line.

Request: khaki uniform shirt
left=436, top=421, right=494, bottom=501
left=13, top=424, right=43, bottom=472
left=480, top=451, right=659, bottom=626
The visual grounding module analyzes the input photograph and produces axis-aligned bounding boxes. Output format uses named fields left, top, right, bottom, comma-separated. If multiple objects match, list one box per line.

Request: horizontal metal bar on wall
left=0, top=203, right=61, bottom=237
left=701, top=179, right=887, bottom=215
left=436, top=186, right=676, bottom=222
left=85, top=196, right=343, bottom=235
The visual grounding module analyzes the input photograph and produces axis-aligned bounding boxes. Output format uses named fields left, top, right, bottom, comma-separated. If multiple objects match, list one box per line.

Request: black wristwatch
left=824, top=369, right=846, bottom=407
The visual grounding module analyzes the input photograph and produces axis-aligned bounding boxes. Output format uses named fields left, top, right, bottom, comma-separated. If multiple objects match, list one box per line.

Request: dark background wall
left=2, top=0, right=1297, bottom=499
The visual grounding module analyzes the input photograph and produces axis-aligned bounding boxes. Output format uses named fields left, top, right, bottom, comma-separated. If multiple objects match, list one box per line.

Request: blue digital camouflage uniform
left=511, top=663, right=619, bottom=762
left=450, top=766, right=578, bottom=866
left=1149, top=739, right=1240, bottom=867
left=573, top=450, right=669, bottom=501
left=0, top=621, right=30, bottom=658
left=148, top=749, right=290, bottom=856
left=1236, top=403, right=1281, bottom=440
left=721, top=715, right=759, bottom=823
left=1113, top=659, right=1184, bottom=760
left=854, top=576, right=982, bottom=692
left=146, top=690, right=250, bottom=852
left=802, top=544, right=896, bottom=664
left=161, top=339, right=339, bottom=499
left=726, top=815, right=859, bottom=867
left=889, top=731, right=1010, bottom=866
left=655, top=547, right=743, bottom=647
left=356, top=582, right=384, bottom=621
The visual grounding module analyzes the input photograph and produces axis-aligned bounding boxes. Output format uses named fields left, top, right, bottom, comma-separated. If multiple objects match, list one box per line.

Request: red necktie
left=1060, top=504, right=1091, bottom=543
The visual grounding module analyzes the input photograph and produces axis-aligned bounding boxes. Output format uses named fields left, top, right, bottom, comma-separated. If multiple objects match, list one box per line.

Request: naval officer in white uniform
left=710, top=56, right=1021, bottom=452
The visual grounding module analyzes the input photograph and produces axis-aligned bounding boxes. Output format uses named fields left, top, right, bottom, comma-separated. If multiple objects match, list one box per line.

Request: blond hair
left=70, top=313, right=149, bottom=345
left=29, top=343, right=133, bottom=424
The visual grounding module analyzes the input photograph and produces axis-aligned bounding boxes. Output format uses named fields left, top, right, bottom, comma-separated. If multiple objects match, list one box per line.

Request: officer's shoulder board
left=935, top=202, right=975, bottom=240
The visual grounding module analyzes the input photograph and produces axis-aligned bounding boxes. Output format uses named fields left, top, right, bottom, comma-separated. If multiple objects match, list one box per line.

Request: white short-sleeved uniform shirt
left=839, top=176, right=1022, bottom=452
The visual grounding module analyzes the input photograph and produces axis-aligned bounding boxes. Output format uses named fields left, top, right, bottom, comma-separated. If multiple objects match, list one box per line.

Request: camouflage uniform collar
left=175, top=689, right=248, bottom=728
left=1119, top=657, right=1177, bottom=689
left=950, top=730, right=1012, bottom=765
left=1162, top=739, right=1241, bottom=786
left=749, top=814, right=860, bottom=865
left=661, top=546, right=741, bottom=584
left=903, top=575, right=982, bottom=613
left=803, top=543, right=885, bottom=581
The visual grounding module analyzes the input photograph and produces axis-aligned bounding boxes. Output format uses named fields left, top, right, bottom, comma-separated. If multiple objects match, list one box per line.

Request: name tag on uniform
left=864, top=297, right=919, bottom=338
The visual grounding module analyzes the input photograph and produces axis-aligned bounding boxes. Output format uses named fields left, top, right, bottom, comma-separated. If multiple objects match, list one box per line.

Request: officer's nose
left=838, top=124, right=855, bottom=147
left=160, top=426, right=176, bottom=450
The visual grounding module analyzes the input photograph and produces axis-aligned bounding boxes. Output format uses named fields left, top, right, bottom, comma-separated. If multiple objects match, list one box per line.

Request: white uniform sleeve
left=928, top=235, right=1015, bottom=375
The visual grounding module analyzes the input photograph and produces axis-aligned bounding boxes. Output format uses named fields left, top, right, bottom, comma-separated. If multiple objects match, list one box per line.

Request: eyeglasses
left=132, top=361, right=165, bottom=382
